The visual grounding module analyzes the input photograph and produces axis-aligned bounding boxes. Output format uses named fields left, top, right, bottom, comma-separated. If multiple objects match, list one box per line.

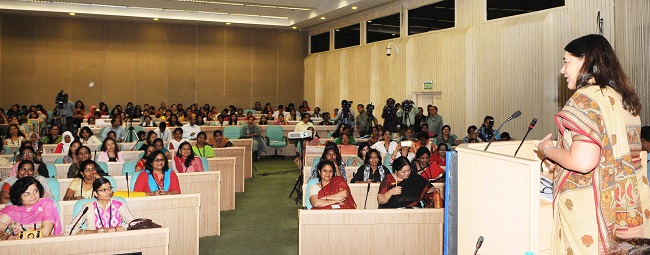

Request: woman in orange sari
left=536, top=34, right=650, bottom=254
left=308, top=160, right=356, bottom=209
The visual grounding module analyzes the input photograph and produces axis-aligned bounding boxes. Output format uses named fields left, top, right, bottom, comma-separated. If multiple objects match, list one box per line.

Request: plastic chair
left=312, top=157, right=321, bottom=166
left=223, top=126, right=241, bottom=140
left=304, top=178, right=319, bottom=210
left=46, top=178, right=61, bottom=201
left=71, top=196, right=127, bottom=230
left=96, top=162, right=109, bottom=175
left=265, top=125, right=287, bottom=157
left=44, top=163, right=57, bottom=178
left=129, top=171, right=142, bottom=191
left=200, top=157, right=209, bottom=171
left=54, top=157, right=65, bottom=164
left=103, top=176, right=117, bottom=192
left=347, top=157, right=363, bottom=168
left=121, top=161, right=138, bottom=176
left=383, top=154, right=393, bottom=173
left=98, top=127, right=108, bottom=140
left=1, top=146, right=11, bottom=154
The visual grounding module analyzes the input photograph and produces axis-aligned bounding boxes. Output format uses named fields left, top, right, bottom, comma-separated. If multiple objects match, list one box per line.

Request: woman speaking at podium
left=536, top=34, right=649, bottom=254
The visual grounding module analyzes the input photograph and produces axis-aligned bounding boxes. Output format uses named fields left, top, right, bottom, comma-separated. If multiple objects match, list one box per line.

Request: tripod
left=126, top=116, right=138, bottom=144
left=289, top=138, right=306, bottom=204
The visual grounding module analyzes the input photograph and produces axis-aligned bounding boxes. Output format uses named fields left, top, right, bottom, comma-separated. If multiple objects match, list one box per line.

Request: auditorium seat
left=222, top=126, right=241, bottom=140
left=121, top=161, right=138, bottom=176
left=303, top=178, right=319, bottom=210
left=46, top=178, right=61, bottom=201
left=45, top=163, right=57, bottom=178
left=265, top=125, right=287, bottom=158
left=54, top=157, right=65, bottom=164
left=71, top=196, right=127, bottom=229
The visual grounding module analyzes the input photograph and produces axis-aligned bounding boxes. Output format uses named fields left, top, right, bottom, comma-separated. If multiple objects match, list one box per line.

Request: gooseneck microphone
left=363, top=182, right=371, bottom=209
left=484, top=110, right=521, bottom=151
left=69, top=207, right=89, bottom=235
left=125, top=172, right=130, bottom=197
left=514, top=118, right=538, bottom=157
left=473, top=236, right=484, bottom=255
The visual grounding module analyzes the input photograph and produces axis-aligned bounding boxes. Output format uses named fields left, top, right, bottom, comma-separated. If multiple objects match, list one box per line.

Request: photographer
left=355, top=104, right=377, bottom=138
left=477, top=115, right=500, bottom=142
left=52, top=91, right=75, bottom=133
left=381, top=98, right=399, bottom=133
left=397, top=100, right=416, bottom=130
left=334, top=100, right=355, bottom=135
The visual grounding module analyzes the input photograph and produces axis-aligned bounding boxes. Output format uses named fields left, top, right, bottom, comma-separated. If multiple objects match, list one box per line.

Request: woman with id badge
left=134, top=150, right=181, bottom=196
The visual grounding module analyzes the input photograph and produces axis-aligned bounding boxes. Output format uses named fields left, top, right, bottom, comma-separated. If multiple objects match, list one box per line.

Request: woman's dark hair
left=392, top=156, right=411, bottom=173
left=142, top=145, right=155, bottom=160
left=467, top=125, right=478, bottom=134
left=363, top=149, right=382, bottom=165
left=437, top=143, right=448, bottom=151
left=77, top=145, right=91, bottom=157
left=77, top=159, right=97, bottom=179
left=213, top=130, right=223, bottom=137
left=197, top=131, right=207, bottom=140
left=146, top=150, right=170, bottom=172
left=106, top=131, right=116, bottom=139
left=159, top=121, right=167, bottom=131
left=175, top=141, right=195, bottom=167
left=4, top=124, right=26, bottom=140
left=316, top=160, right=336, bottom=182
left=320, top=147, right=342, bottom=166
left=17, top=161, right=35, bottom=177
left=68, top=141, right=82, bottom=157
left=564, top=34, right=641, bottom=116
left=229, top=113, right=238, bottom=125
left=100, top=137, right=120, bottom=154
left=44, top=124, right=61, bottom=144
left=75, top=100, right=85, bottom=110
left=356, top=142, right=369, bottom=158
left=146, top=130, right=157, bottom=144
left=92, top=177, right=112, bottom=193
left=80, top=126, right=94, bottom=137
left=19, top=146, right=36, bottom=161
left=10, top=176, right=44, bottom=206
left=441, top=125, right=451, bottom=133
left=415, top=147, right=432, bottom=160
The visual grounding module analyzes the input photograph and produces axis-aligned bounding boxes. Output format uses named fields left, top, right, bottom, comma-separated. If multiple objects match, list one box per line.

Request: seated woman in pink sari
left=0, top=176, right=62, bottom=240
left=173, top=142, right=204, bottom=173
left=308, top=160, right=356, bottom=209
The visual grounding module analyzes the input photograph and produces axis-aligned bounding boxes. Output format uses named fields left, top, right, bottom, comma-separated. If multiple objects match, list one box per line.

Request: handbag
left=127, top=218, right=162, bottom=230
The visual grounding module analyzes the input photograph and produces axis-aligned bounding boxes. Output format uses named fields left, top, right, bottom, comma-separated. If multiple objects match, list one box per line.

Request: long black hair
left=175, top=141, right=196, bottom=168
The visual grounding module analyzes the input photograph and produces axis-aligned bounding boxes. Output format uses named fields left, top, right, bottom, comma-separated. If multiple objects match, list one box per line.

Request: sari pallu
left=552, top=86, right=650, bottom=255
left=0, top=198, right=62, bottom=236
left=313, top=176, right=356, bottom=209
left=378, top=174, right=430, bottom=208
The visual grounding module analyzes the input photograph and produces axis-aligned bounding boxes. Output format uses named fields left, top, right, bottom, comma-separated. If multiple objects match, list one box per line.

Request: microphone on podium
left=484, top=110, right=521, bottom=151
left=514, top=118, right=537, bottom=157
left=473, top=235, right=484, bottom=255
left=363, top=182, right=371, bottom=209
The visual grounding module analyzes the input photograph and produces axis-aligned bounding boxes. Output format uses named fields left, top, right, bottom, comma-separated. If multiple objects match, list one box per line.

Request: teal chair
left=304, top=178, right=319, bottom=209
left=103, top=176, right=117, bottom=192
left=97, top=162, right=109, bottom=175
left=46, top=178, right=61, bottom=201
left=223, top=126, right=241, bottom=140
left=244, top=109, right=256, bottom=115
left=200, top=157, right=209, bottom=171
left=98, top=127, right=108, bottom=140
left=312, top=157, right=321, bottom=167
left=54, top=157, right=65, bottom=164
left=44, top=163, right=57, bottom=178
left=383, top=154, right=393, bottom=173
left=131, top=141, right=145, bottom=151
left=121, top=161, right=138, bottom=176
left=129, top=171, right=142, bottom=191
left=1, top=146, right=11, bottom=154
left=265, top=125, right=287, bottom=158
left=127, top=126, right=145, bottom=142
left=71, top=196, right=127, bottom=230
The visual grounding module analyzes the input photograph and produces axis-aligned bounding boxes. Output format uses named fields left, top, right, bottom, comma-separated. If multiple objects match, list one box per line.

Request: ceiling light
left=174, top=0, right=310, bottom=11
left=69, top=12, right=75, bottom=15
left=352, top=6, right=358, bottom=10
left=320, top=17, right=326, bottom=20
left=367, top=20, right=372, bottom=23
left=153, top=18, right=159, bottom=21
left=335, top=29, right=340, bottom=31
left=226, top=22, right=231, bottom=25
left=292, top=26, right=297, bottom=29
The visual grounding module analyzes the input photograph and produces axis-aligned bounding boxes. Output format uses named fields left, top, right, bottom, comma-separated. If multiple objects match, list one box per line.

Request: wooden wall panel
left=251, top=28, right=278, bottom=107
left=196, top=26, right=225, bottom=109
left=278, top=30, right=306, bottom=106
left=166, top=24, right=197, bottom=105
left=224, top=27, right=252, bottom=108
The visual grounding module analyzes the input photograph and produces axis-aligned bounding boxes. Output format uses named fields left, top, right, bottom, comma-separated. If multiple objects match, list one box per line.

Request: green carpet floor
left=199, top=158, right=302, bottom=255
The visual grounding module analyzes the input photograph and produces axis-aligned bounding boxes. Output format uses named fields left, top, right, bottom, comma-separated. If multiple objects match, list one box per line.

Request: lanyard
left=95, top=202, right=113, bottom=228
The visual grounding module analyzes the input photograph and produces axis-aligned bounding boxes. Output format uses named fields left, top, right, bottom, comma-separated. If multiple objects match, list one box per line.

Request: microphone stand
left=484, top=111, right=521, bottom=151
left=363, top=182, right=371, bottom=209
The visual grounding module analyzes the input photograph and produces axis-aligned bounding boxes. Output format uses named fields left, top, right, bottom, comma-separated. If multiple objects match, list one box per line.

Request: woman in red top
left=135, top=145, right=156, bottom=172
left=134, top=150, right=181, bottom=196
left=172, top=142, right=204, bottom=173
left=430, top=143, right=447, bottom=167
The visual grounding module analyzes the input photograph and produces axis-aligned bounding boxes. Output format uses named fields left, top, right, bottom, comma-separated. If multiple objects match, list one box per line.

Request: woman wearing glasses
left=65, top=177, right=135, bottom=235
left=377, top=157, right=433, bottom=208
left=63, top=160, right=100, bottom=201
left=0, top=177, right=62, bottom=239
left=0, top=161, right=54, bottom=204
left=133, top=150, right=181, bottom=196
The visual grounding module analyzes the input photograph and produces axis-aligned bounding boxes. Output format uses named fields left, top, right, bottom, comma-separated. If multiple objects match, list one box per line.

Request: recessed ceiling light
left=69, top=12, right=75, bottom=15
left=335, top=29, right=340, bottom=31
left=351, top=6, right=357, bottom=10
left=392, top=33, right=396, bottom=36
left=320, top=17, right=326, bottom=20
left=367, top=20, right=372, bottom=23
left=153, top=18, right=159, bottom=21
left=292, top=26, right=297, bottom=29
left=226, top=22, right=231, bottom=25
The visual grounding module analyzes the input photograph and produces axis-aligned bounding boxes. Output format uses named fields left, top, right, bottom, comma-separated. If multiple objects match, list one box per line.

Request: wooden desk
left=298, top=209, right=444, bottom=255
left=60, top=194, right=200, bottom=255
left=207, top=157, right=237, bottom=211
left=231, top=139, right=253, bottom=179
left=302, top=183, right=445, bottom=210
left=214, top=147, right=246, bottom=192
left=0, top=228, right=170, bottom=255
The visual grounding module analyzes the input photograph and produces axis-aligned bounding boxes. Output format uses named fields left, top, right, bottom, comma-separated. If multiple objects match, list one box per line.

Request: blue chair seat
left=46, top=178, right=61, bottom=201
left=44, top=163, right=57, bottom=178
left=122, top=161, right=139, bottom=176
left=71, top=196, right=127, bottom=230
left=304, top=178, right=319, bottom=210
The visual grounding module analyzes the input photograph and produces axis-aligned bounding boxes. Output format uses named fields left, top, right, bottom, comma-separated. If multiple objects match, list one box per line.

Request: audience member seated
left=288, top=109, right=299, bottom=121
left=477, top=115, right=500, bottom=142
left=154, top=122, right=172, bottom=143
left=26, top=132, right=44, bottom=157
left=139, top=131, right=157, bottom=150
left=0, top=177, right=62, bottom=239
left=258, top=116, right=268, bottom=125
left=351, top=149, right=390, bottom=183
left=411, top=147, right=444, bottom=182
left=302, top=101, right=311, bottom=112
left=420, top=123, right=433, bottom=138
left=62, top=141, right=82, bottom=164
left=371, top=130, right=397, bottom=155
left=167, top=114, right=183, bottom=127
left=273, top=114, right=288, bottom=125
left=153, top=138, right=172, bottom=160
left=330, top=123, right=349, bottom=139
left=347, top=142, right=369, bottom=168
left=261, top=103, right=273, bottom=114
left=214, top=114, right=228, bottom=126
left=134, top=151, right=181, bottom=196
left=79, top=126, right=101, bottom=145
left=63, top=160, right=100, bottom=201
left=366, top=126, right=381, bottom=145
left=241, top=117, right=265, bottom=159
left=294, top=113, right=313, bottom=132
left=54, top=131, right=74, bottom=154
left=435, top=125, right=457, bottom=146
left=462, top=125, right=480, bottom=143
left=140, top=115, right=157, bottom=127
left=1, top=161, right=54, bottom=204
left=272, top=105, right=286, bottom=119
left=377, top=157, right=433, bottom=208
left=101, top=117, right=126, bottom=142
left=182, top=115, right=200, bottom=140
left=309, top=143, right=347, bottom=182
left=96, top=137, right=124, bottom=162
left=228, top=113, right=239, bottom=126
left=42, top=124, right=62, bottom=145
left=65, top=177, right=135, bottom=235
left=253, top=102, right=262, bottom=111
left=308, top=160, right=356, bottom=209
left=173, top=142, right=204, bottom=173
left=12, top=146, right=49, bottom=178
left=413, top=132, right=433, bottom=153
left=500, top=132, right=512, bottom=141
left=207, top=130, right=233, bottom=148
left=67, top=145, right=107, bottom=178
left=305, top=127, right=320, bottom=146
left=431, top=143, right=448, bottom=167
left=167, top=128, right=188, bottom=150
left=390, top=142, right=415, bottom=163
left=3, top=124, right=26, bottom=146
left=191, top=132, right=214, bottom=158
left=312, top=107, right=322, bottom=118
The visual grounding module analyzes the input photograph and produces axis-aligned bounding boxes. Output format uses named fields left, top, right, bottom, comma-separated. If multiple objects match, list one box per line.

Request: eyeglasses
left=21, top=152, right=34, bottom=157
left=97, top=187, right=114, bottom=193
left=154, top=158, right=166, bottom=162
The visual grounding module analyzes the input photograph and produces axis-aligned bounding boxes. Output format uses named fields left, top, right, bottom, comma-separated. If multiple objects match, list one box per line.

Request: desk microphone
left=69, top=207, right=89, bottom=235
left=484, top=110, right=521, bottom=151
left=514, top=118, right=537, bottom=157
left=473, top=236, right=484, bottom=255
left=363, top=182, right=371, bottom=209
left=125, top=172, right=130, bottom=197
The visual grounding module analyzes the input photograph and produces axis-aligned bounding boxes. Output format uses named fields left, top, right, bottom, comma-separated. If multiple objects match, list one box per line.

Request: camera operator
left=381, top=98, right=399, bottom=133
left=52, top=91, right=75, bottom=133
left=334, top=100, right=355, bottom=135
left=477, top=115, right=500, bottom=142
left=355, top=104, right=377, bottom=138
left=397, top=100, right=416, bottom=131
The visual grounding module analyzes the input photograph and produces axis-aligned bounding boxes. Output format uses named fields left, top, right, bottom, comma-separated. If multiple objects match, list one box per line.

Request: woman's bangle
left=542, top=145, right=555, bottom=157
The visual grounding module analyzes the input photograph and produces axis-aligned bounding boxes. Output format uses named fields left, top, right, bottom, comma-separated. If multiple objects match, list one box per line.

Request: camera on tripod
left=341, top=100, right=353, bottom=112
left=125, top=106, right=137, bottom=119
left=366, top=103, right=375, bottom=113
left=402, top=100, right=414, bottom=112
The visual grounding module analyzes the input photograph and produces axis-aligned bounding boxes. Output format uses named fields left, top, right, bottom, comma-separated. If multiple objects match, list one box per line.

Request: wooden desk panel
left=299, top=209, right=444, bottom=255
left=230, top=139, right=253, bottom=179
left=214, top=147, right=246, bottom=192
left=0, top=228, right=170, bottom=255
left=207, top=157, right=236, bottom=211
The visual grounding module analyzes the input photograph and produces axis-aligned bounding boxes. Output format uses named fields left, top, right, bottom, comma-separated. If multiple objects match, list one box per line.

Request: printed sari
left=313, top=176, right=356, bottom=209
left=378, top=173, right=430, bottom=208
left=0, top=198, right=62, bottom=236
left=552, top=86, right=650, bottom=254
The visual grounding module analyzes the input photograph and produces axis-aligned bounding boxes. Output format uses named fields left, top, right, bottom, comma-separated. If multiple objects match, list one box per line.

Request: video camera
left=402, top=100, right=414, bottom=112
left=341, top=100, right=353, bottom=115
left=125, top=105, right=138, bottom=119
left=55, top=90, right=67, bottom=106
left=366, top=103, right=375, bottom=113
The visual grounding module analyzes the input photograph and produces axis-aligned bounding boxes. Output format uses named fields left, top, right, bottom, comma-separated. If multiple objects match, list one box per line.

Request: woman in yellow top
left=64, top=160, right=99, bottom=200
